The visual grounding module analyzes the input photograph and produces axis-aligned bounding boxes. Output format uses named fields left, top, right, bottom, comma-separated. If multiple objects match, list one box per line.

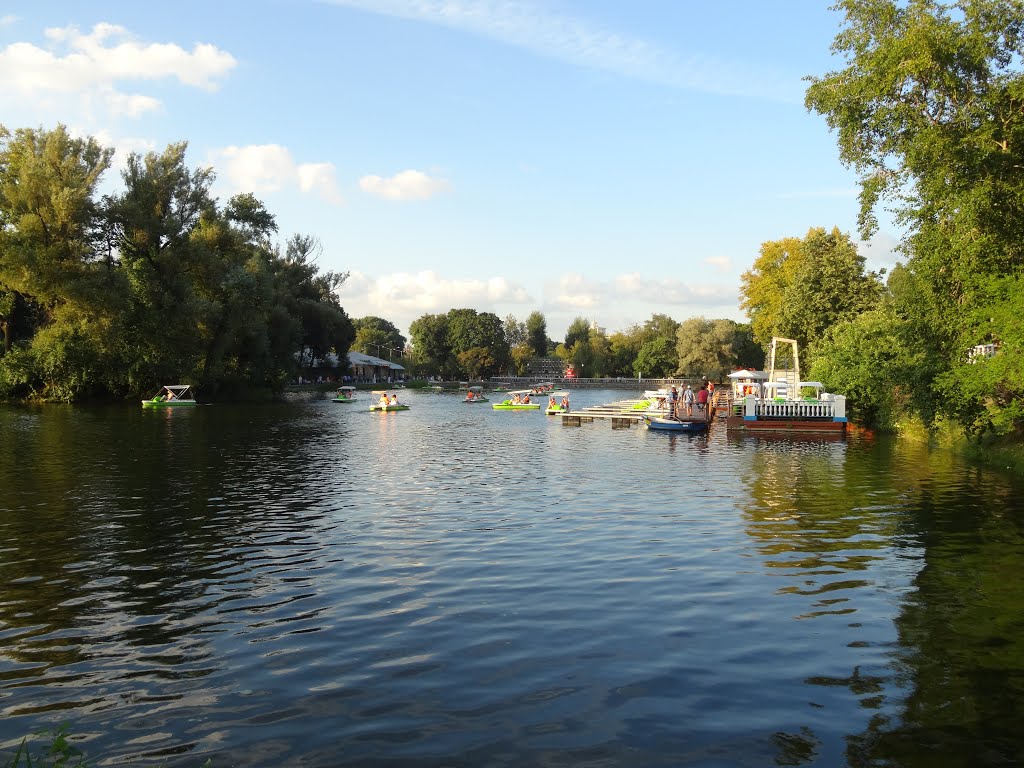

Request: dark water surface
left=2, top=390, right=1024, bottom=767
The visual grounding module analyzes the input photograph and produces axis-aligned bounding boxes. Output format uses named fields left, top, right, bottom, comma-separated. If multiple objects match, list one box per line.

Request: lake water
left=2, top=389, right=1023, bottom=767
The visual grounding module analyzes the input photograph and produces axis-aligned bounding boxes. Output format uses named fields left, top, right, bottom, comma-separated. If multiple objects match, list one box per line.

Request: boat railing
left=743, top=395, right=847, bottom=421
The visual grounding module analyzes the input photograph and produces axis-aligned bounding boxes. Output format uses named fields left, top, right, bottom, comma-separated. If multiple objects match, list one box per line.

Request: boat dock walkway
left=560, top=396, right=715, bottom=429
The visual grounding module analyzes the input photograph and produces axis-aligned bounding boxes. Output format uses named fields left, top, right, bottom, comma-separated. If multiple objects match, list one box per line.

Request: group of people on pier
left=669, top=381, right=714, bottom=419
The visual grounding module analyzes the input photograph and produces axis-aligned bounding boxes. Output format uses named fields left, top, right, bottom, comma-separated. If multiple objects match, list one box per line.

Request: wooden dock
left=559, top=397, right=713, bottom=429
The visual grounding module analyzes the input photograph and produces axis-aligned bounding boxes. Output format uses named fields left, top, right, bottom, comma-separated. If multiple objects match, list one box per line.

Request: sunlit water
left=2, top=389, right=1023, bottom=767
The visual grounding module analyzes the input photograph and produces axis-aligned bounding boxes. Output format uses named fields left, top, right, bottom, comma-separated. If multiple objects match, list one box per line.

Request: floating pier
left=560, top=397, right=713, bottom=429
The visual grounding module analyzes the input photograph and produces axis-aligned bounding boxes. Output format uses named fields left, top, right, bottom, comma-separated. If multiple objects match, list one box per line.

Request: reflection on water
left=2, top=392, right=1024, bottom=766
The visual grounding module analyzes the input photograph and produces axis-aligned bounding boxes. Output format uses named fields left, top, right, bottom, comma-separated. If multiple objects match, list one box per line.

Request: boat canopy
left=152, top=384, right=195, bottom=400
left=468, top=385, right=484, bottom=393
left=507, top=389, right=538, bottom=395
left=338, top=385, right=356, bottom=392
left=727, top=370, right=769, bottom=380
left=798, top=381, right=825, bottom=389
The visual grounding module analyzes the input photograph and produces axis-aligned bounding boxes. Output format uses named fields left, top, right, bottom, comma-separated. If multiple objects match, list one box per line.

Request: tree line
left=0, top=125, right=354, bottom=401
left=347, top=308, right=766, bottom=381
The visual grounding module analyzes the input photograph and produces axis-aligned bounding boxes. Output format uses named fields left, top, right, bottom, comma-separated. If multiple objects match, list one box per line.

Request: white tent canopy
left=727, top=370, right=769, bottom=380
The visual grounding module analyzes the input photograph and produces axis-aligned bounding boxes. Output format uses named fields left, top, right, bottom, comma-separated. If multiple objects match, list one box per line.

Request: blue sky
left=0, top=1, right=899, bottom=341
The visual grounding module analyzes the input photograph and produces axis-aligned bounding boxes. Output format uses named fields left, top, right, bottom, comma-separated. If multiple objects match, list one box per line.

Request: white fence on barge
left=744, top=394, right=846, bottom=421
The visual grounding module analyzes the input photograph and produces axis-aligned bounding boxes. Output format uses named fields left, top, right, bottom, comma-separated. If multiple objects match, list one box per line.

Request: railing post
left=744, top=394, right=757, bottom=420
left=832, top=395, right=847, bottom=422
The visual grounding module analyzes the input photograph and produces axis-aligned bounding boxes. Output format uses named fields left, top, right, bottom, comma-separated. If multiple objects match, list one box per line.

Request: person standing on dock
left=683, top=384, right=695, bottom=416
left=696, top=384, right=709, bottom=414
left=669, top=386, right=679, bottom=419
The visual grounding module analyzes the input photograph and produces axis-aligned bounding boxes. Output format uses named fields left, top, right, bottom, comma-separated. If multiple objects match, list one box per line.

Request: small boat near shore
left=141, top=385, right=199, bottom=408
left=332, top=385, right=357, bottom=403
left=644, top=416, right=707, bottom=433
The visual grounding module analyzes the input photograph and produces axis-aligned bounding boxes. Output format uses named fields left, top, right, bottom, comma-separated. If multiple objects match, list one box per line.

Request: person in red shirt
left=696, top=384, right=709, bottom=413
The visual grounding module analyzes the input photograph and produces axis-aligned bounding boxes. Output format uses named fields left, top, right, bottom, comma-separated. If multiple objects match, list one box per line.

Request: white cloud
left=615, top=273, right=737, bottom=306
left=210, top=144, right=344, bottom=205
left=0, top=15, right=18, bottom=28
left=337, top=270, right=532, bottom=332
left=703, top=256, right=732, bottom=271
left=0, top=23, right=236, bottom=120
left=545, top=272, right=605, bottom=310
left=359, top=169, right=451, bottom=200
left=324, top=0, right=796, bottom=101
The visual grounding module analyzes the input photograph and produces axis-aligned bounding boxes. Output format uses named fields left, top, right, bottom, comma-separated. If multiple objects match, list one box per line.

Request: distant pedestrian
left=669, top=386, right=679, bottom=419
left=683, top=384, right=695, bottom=416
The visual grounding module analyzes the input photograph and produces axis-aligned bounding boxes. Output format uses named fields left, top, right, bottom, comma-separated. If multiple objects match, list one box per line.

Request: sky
left=0, top=1, right=901, bottom=342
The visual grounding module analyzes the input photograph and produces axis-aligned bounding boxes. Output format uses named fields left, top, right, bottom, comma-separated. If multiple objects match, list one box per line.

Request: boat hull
left=370, top=404, right=409, bottom=411
left=645, top=417, right=707, bottom=432
left=492, top=403, right=541, bottom=410
left=726, top=415, right=846, bottom=434
left=331, top=398, right=356, bottom=403
left=141, top=400, right=198, bottom=408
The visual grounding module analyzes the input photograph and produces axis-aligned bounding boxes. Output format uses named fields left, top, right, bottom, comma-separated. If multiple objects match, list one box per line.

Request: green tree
left=805, top=0, right=1024, bottom=433
left=632, top=337, right=676, bottom=377
left=675, top=317, right=744, bottom=380
left=740, top=227, right=883, bottom=358
left=503, top=314, right=527, bottom=348
left=352, top=316, right=406, bottom=358
left=0, top=125, right=117, bottom=399
left=526, top=310, right=547, bottom=356
left=510, top=342, right=533, bottom=375
left=409, top=313, right=451, bottom=376
left=457, top=346, right=497, bottom=379
left=809, top=306, right=921, bottom=429
left=564, top=316, right=591, bottom=349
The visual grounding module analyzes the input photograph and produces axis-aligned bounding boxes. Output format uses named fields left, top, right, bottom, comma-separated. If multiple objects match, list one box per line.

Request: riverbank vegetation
left=798, top=0, right=1024, bottom=443
left=0, top=125, right=353, bottom=402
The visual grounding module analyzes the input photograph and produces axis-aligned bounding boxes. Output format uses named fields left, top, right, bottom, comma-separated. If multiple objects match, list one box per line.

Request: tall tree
left=525, top=310, right=548, bottom=356
left=805, top=0, right=1024, bottom=433
left=740, top=227, right=884, bottom=357
left=503, top=314, right=527, bottom=349
left=352, top=316, right=406, bottom=358
left=676, top=317, right=742, bottom=380
left=564, top=316, right=591, bottom=349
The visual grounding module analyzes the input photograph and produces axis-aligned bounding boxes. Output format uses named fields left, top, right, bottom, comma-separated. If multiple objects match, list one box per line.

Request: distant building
left=525, top=356, right=565, bottom=377
left=968, top=343, right=998, bottom=362
left=347, top=351, right=405, bottom=381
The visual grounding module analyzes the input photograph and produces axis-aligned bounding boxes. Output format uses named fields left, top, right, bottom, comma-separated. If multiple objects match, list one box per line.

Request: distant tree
left=564, top=316, right=591, bottom=349
left=510, top=342, right=533, bottom=375
left=632, top=337, right=675, bottom=378
left=457, top=346, right=497, bottom=380
left=732, top=323, right=765, bottom=370
left=740, top=227, right=884, bottom=358
left=409, top=313, right=451, bottom=375
left=526, top=310, right=548, bottom=356
left=675, top=317, right=741, bottom=380
left=503, top=314, right=527, bottom=348
left=607, top=327, right=644, bottom=377
left=353, top=316, right=406, bottom=358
